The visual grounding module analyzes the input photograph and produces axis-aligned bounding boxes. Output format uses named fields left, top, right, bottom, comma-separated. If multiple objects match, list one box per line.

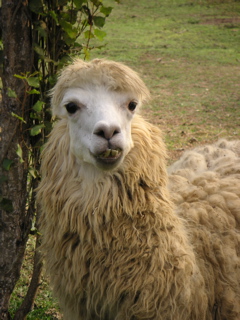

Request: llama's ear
left=49, top=95, right=68, bottom=119
left=52, top=104, right=68, bottom=118
left=49, top=84, right=68, bottom=118
left=50, top=96, right=67, bottom=118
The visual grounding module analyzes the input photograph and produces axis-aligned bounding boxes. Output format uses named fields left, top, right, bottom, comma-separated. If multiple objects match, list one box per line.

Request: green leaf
left=29, top=167, right=38, bottom=179
left=30, top=124, right=45, bottom=136
left=43, top=120, right=53, bottom=133
left=94, top=29, right=106, bottom=41
left=84, top=30, right=95, bottom=39
left=100, top=6, right=113, bottom=17
left=90, top=0, right=101, bottom=6
left=7, top=88, right=17, bottom=98
left=48, top=75, right=58, bottom=86
left=27, top=77, right=40, bottom=88
left=34, top=44, right=45, bottom=57
left=63, top=34, right=76, bottom=46
left=93, top=16, right=105, bottom=28
left=16, top=144, right=24, bottom=163
left=33, top=100, right=44, bottom=112
left=36, top=20, right=48, bottom=38
left=30, top=112, right=40, bottom=120
left=0, top=198, right=13, bottom=212
left=14, top=74, right=27, bottom=80
left=3, top=159, right=14, bottom=171
left=60, top=20, right=78, bottom=39
left=73, top=0, right=86, bottom=9
left=48, top=11, right=59, bottom=24
left=11, top=112, right=27, bottom=123
left=27, top=89, right=40, bottom=95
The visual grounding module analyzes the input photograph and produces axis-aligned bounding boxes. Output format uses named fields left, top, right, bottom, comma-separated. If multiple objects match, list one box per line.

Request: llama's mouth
left=97, top=148, right=122, bottom=161
left=95, top=148, right=123, bottom=169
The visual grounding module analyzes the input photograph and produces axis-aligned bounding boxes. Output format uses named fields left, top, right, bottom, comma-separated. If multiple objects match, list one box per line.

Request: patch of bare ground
left=201, top=17, right=240, bottom=27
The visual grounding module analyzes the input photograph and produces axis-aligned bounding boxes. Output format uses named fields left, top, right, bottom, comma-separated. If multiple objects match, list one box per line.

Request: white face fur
left=59, top=85, right=139, bottom=171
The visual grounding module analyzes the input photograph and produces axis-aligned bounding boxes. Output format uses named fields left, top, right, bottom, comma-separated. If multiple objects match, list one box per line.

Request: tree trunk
left=13, top=229, right=43, bottom=320
left=0, top=1, right=33, bottom=319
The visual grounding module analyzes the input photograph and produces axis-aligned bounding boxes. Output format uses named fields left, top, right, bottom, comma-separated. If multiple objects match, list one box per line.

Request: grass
left=9, top=236, right=62, bottom=320
left=91, top=0, right=240, bottom=160
left=10, top=0, right=240, bottom=318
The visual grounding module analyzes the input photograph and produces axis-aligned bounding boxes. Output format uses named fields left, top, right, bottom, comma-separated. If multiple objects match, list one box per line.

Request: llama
left=37, top=59, right=240, bottom=320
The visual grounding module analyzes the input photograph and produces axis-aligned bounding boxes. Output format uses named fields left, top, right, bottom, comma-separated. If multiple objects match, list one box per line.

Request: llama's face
left=59, top=86, right=138, bottom=170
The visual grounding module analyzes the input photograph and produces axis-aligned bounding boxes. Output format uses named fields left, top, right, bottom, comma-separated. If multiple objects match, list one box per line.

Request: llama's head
left=51, top=59, right=150, bottom=171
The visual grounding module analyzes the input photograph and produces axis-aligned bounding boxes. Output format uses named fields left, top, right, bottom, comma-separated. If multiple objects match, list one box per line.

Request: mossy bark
left=0, top=1, right=33, bottom=319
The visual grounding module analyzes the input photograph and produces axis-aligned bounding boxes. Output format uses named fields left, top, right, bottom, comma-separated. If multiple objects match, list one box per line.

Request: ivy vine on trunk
left=0, top=0, right=113, bottom=318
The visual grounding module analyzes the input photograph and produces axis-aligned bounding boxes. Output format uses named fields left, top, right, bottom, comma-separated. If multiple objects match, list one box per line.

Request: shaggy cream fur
left=168, top=139, right=240, bottom=319
left=37, top=59, right=240, bottom=320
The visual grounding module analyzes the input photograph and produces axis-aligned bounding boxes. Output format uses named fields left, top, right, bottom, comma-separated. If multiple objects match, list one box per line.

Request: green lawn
left=10, top=0, right=240, bottom=318
left=91, top=0, right=240, bottom=160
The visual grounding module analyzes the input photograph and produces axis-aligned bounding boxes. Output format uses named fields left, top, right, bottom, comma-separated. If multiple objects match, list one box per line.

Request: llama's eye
left=128, top=101, right=137, bottom=112
left=65, top=102, right=79, bottom=114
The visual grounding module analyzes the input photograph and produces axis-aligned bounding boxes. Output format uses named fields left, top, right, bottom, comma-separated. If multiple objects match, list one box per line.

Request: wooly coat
left=37, top=59, right=240, bottom=320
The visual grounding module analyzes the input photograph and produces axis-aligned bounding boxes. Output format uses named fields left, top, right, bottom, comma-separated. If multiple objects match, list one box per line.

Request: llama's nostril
left=95, top=130, right=106, bottom=138
left=113, top=129, right=120, bottom=135
left=94, top=122, right=121, bottom=140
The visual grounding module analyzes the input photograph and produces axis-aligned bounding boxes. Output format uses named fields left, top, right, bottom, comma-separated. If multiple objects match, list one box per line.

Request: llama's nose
left=93, top=121, right=121, bottom=140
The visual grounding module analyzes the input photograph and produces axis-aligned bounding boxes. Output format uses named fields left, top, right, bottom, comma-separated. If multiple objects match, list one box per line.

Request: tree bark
left=0, top=1, right=33, bottom=319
